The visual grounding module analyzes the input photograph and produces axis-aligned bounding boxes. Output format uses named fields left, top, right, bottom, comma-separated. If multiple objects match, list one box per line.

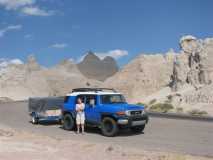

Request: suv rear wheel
left=131, top=124, right=145, bottom=133
left=101, top=117, right=118, bottom=137
left=63, top=114, right=75, bottom=130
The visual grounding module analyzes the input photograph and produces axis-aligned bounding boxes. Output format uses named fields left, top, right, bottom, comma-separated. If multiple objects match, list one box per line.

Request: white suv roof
left=67, top=91, right=121, bottom=96
left=67, top=88, right=121, bottom=96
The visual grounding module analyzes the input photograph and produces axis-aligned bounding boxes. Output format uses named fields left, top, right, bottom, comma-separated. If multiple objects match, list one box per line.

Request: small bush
left=176, top=107, right=183, bottom=113
left=149, top=103, right=174, bottom=113
left=164, top=100, right=171, bottom=104
left=149, top=99, right=157, bottom=105
left=166, top=95, right=173, bottom=103
left=188, top=109, right=208, bottom=116
left=167, top=95, right=173, bottom=100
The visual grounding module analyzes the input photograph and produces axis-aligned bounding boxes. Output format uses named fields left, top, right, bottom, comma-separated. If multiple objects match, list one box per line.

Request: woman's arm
left=76, top=104, right=80, bottom=112
left=80, top=103, right=85, bottom=111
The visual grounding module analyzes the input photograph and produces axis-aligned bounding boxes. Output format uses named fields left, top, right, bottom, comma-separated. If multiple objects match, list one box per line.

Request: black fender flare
left=101, top=112, right=117, bottom=121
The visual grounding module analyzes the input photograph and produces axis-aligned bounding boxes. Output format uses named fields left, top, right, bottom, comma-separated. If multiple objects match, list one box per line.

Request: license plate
left=45, top=109, right=61, bottom=116
left=132, top=120, right=146, bottom=126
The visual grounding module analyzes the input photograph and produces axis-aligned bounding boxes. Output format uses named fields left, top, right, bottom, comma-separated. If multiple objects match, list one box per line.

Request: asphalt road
left=0, top=101, right=213, bottom=157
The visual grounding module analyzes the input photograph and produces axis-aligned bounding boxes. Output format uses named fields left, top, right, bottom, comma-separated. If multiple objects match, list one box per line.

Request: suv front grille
left=130, top=110, right=142, bottom=116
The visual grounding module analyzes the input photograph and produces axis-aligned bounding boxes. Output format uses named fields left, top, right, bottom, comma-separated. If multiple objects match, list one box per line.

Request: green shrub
left=167, top=95, right=173, bottom=100
left=164, top=100, right=171, bottom=104
left=149, top=99, right=157, bottom=105
left=176, top=107, right=183, bottom=113
left=166, top=95, right=173, bottom=103
left=188, top=109, right=208, bottom=116
left=149, top=103, right=174, bottom=113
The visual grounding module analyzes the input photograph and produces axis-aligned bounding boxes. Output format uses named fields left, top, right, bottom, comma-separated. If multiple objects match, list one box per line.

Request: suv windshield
left=101, top=94, right=126, bottom=104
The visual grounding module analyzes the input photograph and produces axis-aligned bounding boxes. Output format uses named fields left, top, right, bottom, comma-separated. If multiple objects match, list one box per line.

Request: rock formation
left=171, top=36, right=211, bottom=91
left=0, top=57, right=102, bottom=100
left=26, top=55, right=41, bottom=72
left=77, top=51, right=119, bottom=81
left=103, top=35, right=213, bottom=110
left=103, top=50, right=176, bottom=103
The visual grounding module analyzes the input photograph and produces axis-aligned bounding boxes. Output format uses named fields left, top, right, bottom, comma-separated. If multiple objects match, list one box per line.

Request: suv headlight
left=125, top=110, right=131, bottom=116
left=142, top=110, right=146, bottom=115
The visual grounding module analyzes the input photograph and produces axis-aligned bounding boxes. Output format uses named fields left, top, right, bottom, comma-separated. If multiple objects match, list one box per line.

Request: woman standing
left=76, top=98, right=85, bottom=134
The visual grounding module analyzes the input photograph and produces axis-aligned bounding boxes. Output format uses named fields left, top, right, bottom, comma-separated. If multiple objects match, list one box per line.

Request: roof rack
left=72, top=88, right=117, bottom=93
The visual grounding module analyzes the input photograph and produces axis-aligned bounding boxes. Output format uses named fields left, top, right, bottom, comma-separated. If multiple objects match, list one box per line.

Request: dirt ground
left=0, top=124, right=212, bottom=160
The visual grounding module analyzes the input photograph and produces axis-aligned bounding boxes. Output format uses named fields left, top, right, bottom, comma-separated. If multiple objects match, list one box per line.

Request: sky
left=0, top=0, right=213, bottom=67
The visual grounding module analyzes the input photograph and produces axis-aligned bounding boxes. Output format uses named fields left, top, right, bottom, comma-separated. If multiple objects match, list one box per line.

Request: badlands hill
left=0, top=55, right=101, bottom=101
left=104, top=35, right=213, bottom=115
left=77, top=51, right=119, bottom=81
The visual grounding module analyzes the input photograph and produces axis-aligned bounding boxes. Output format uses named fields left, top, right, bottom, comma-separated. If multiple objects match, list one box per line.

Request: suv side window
left=85, top=95, right=97, bottom=105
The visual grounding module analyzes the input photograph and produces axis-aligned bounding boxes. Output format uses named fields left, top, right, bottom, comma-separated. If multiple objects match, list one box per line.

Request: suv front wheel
left=101, top=117, right=118, bottom=137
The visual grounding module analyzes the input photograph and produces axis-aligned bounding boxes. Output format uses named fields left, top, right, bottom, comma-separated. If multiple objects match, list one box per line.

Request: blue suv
left=62, top=88, right=149, bottom=137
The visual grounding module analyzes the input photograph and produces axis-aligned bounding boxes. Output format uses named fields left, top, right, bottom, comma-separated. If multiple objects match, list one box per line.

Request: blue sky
left=0, top=0, right=213, bottom=67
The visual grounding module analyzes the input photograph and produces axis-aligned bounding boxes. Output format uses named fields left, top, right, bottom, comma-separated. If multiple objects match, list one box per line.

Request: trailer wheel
left=32, top=115, right=39, bottom=124
left=63, top=114, right=75, bottom=131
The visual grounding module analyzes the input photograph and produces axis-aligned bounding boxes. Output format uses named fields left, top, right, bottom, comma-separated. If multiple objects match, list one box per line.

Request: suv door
left=84, top=95, right=100, bottom=124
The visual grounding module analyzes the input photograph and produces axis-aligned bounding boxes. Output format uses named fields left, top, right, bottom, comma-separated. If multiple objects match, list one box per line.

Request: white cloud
left=95, top=50, right=128, bottom=60
left=21, top=6, right=55, bottom=16
left=24, top=34, right=32, bottom=39
left=0, top=24, right=22, bottom=37
left=0, top=58, right=23, bottom=68
left=50, top=43, right=68, bottom=49
left=0, top=0, right=55, bottom=17
left=7, top=25, right=22, bottom=30
left=0, top=0, right=35, bottom=10
left=9, top=59, right=24, bottom=65
left=77, top=49, right=128, bottom=62
left=68, top=58, right=75, bottom=63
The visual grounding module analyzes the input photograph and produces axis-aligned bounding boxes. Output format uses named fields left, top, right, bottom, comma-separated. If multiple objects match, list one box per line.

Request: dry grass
left=188, top=109, right=208, bottom=116
left=149, top=103, right=174, bottom=113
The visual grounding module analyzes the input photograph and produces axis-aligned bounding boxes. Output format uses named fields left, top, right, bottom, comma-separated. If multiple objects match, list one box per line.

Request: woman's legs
left=80, top=113, right=85, bottom=134
left=77, top=124, right=80, bottom=133
left=76, top=113, right=85, bottom=134
left=81, top=124, right=84, bottom=134
left=76, top=113, right=81, bottom=133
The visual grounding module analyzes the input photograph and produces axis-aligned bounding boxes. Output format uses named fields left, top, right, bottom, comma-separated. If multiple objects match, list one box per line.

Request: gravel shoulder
left=0, top=124, right=212, bottom=160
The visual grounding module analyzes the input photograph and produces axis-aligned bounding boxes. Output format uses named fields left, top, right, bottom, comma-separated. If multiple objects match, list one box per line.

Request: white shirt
left=75, top=103, right=85, bottom=114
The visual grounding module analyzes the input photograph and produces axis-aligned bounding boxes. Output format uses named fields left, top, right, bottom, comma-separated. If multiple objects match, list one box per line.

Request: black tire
left=63, top=114, right=75, bottom=131
left=131, top=125, right=145, bottom=133
left=101, top=117, right=118, bottom=137
left=31, top=116, right=39, bottom=124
